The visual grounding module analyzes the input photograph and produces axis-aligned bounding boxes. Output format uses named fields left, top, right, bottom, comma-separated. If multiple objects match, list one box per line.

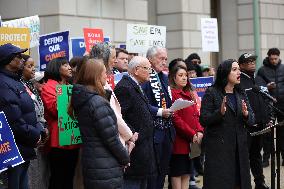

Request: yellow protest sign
left=0, top=27, right=30, bottom=55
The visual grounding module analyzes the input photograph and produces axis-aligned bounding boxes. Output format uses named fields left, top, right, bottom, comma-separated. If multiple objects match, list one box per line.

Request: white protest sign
left=2, top=15, right=40, bottom=48
left=201, top=18, right=219, bottom=52
left=126, top=24, right=166, bottom=54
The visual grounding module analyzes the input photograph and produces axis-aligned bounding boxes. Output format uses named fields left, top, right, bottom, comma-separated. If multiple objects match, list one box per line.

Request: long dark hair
left=169, top=65, right=196, bottom=101
left=213, top=59, right=241, bottom=93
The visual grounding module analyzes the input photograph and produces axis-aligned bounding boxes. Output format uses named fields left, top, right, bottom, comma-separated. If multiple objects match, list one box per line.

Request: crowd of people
left=0, top=42, right=283, bottom=189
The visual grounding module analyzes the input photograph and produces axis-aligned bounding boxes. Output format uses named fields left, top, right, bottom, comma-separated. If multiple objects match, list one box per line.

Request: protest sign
left=126, top=24, right=166, bottom=54
left=70, top=36, right=109, bottom=57
left=190, top=76, right=214, bottom=98
left=119, top=44, right=126, bottom=49
left=39, top=31, right=69, bottom=71
left=83, top=28, right=104, bottom=53
left=104, top=36, right=110, bottom=42
left=70, top=37, right=86, bottom=57
left=57, top=85, right=82, bottom=146
left=201, top=18, right=219, bottom=52
left=0, top=112, right=24, bottom=173
left=2, top=15, right=40, bottom=48
left=0, top=27, right=30, bottom=55
left=107, top=75, right=115, bottom=90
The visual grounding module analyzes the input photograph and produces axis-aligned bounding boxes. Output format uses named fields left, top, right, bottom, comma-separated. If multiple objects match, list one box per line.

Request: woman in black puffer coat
left=69, top=58, right=129, bottom=189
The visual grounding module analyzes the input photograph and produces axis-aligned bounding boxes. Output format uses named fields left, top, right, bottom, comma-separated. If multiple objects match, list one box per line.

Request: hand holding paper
left=170, top=98, right=195, bottom=112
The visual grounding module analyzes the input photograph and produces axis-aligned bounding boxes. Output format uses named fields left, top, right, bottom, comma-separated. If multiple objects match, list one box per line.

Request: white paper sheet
left=170, top=98, right=194, bottom=112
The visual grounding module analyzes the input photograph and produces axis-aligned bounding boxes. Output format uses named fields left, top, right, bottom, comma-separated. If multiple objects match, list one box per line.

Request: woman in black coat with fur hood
left=200, top=59, right=255, bottom=189
left=69, top=58, right=129, bottom=189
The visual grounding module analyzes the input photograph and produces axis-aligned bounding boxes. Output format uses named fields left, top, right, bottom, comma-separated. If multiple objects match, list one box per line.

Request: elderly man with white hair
left=114, top=56, right=157, bottom=189
left=142, top=46, right=175, bottom=189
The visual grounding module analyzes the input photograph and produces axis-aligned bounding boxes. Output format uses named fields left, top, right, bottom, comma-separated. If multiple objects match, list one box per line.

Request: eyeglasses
left=15, top=54, right=22, bottom=59
left=15, top=54, right=24, bottom=62
left=136, top=66, right=152, bottom=72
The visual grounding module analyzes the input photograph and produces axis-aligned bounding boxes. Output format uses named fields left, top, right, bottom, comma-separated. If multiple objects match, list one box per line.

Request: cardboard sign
left=201, top=18, right=219, bottom=52
left=56, top=85, right=82, bottom=146
left=83, top=28, right=104, bottom=53
left=70, top=37, right=86, bottom=57
left=2, top=15, right=40, bottom=48
left=0, top=112, right=24, bottom=173
left=39, top=31, right=69, bottom=71
left=190, top=76, right=214, bottom=99
left=0, top=27, right=30, bottom=55
left=126, top=24, right=166, bottom=54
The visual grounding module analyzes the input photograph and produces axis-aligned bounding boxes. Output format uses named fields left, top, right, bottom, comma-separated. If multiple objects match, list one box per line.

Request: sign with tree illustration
left=56, top=85, right=82, bottom=146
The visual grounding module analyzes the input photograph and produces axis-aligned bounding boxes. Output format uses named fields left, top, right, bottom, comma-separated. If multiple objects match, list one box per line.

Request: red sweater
left=41, top=79, right=79, bottom=150
left=171, top=88, right=203, bottom=154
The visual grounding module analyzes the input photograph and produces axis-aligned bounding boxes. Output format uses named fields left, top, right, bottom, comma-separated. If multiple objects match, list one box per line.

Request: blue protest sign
left=0, top=112, right=24, bottom=172
left=190, top=76, right=214, bottom=99
left=104, top=36, right=110, bottom=42
left=119, top=44, right=126, bottom=49
left=70, top=37, right=85, bottom=57
left=39, top=31, right=69, bottom=71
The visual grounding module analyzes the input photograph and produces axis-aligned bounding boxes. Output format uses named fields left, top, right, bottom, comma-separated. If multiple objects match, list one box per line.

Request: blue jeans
left=8, top=161, right=30, bottom=189
left=123, top=178, right=147, bottom=189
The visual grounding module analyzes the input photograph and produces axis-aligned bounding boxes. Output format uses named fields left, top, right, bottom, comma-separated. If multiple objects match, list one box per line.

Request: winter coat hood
left=263, top=57, right=282, bottom=68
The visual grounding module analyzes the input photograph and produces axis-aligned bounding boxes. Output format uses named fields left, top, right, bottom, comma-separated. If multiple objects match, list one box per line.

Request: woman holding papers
left=169, top=65, right=203, bottom=189
left=200, top=59, right=254, bottom=189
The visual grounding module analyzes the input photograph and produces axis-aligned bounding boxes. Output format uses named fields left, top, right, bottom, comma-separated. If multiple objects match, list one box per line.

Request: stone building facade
left=0, top=0, right=284, bottom=67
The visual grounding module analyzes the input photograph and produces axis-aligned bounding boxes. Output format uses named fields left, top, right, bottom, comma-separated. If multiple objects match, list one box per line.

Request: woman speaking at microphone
left=200, top=59, right=255, bottom=189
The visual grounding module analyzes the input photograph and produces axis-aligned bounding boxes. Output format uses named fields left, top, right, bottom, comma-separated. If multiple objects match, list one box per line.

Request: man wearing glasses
left=0, top=43, right=43, bottom=189
left=114, top=56, right=156, bottom=189
left=142, top=46, right=175, bottom=189
left=239, top=53, right=270, bottom=189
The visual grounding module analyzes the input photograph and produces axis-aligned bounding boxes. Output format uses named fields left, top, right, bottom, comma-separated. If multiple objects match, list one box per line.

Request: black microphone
left=252, top=85, right=277, bottom=103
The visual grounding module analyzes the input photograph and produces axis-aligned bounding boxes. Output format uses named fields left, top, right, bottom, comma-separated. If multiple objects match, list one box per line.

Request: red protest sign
left=83, top=28, right=104, bottom=52
left=107, top=74, right=115, bottom=90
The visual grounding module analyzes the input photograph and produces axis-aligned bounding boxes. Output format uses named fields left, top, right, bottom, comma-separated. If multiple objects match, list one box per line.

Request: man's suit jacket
left=114, top=75, right=156, bottom=179
left=141, top=72, right=172, bottom=116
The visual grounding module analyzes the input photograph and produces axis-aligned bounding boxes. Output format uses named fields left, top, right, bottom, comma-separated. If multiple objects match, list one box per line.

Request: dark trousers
left=8, top=161, right=30, bottom=189
left=123, top=178, right=148, bottom=189
left=248, top=132, right=265, bottom=185
left=48, top=148, right=79, bottom=189
left=148, top=128, right=173, bottom=189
